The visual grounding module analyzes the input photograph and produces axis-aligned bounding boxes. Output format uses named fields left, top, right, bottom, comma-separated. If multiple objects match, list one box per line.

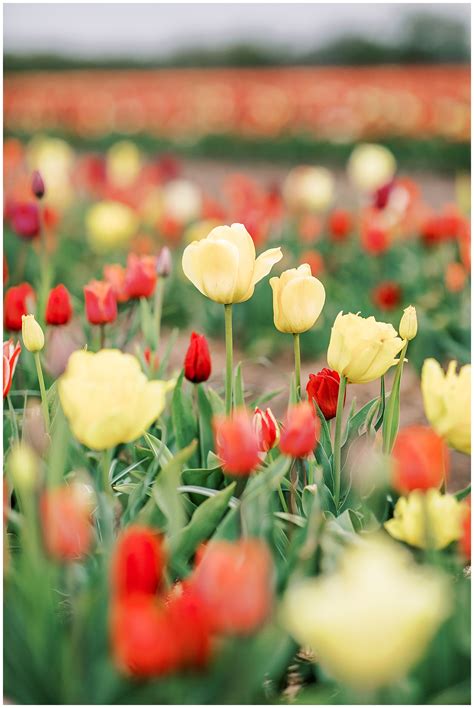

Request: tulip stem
left=154, top=278, right=165, bottom=350
left=224, top=304, right=233, bottom=416
left=99, top=323, right=106, bottom=350
left=101, top=449, right=114, bottom=497
left=333, top=375, right=347, bottom=512
left=293, top=333, right=301, bottom=400
left=382, top=341, right=408, bottom=455
left=34, top=352, right=50, bottom=434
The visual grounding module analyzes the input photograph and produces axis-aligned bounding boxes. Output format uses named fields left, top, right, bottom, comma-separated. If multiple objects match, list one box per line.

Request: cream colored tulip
left=182, top=223, right=282, bottom=304
left=327, top=311, right=404, bottom=384
left=163, top=179, right=202, bottom=223
left=270, top=265, right=325, bottom=334
left=399, top=305, right=417, bottom=341
left=22, top=314, right=44, bottom=353
left=283, top=166, right=335, bottom=213
left=281, top=536, right=451, bottom=690
left=421, top=358, right=471, bottom=454
left=347, top=143, right=397, bottom=193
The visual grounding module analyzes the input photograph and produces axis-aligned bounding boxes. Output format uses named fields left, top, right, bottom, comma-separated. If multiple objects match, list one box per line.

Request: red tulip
left=184, top=332, right=212, bottom=384
left=392, top=426, right=449, bottom=494
left=371, top=281, right=402, bottom=311
left=373, top=180, right=394, bottom=210
left=190, top=539, right=273, bottom=636
left=40, top=483, right=94, bottom=561
left=4, top=283, right=35, bottom=331
left=329, top=209, right=352, bottom=241
left=31, top=170, right=45, bottom=200
left=165, top=583, right=212, bottom=668
left=111, top=526, right=166, bottom=601
left=3, top=340, right=21, bottom=398
left=104, top=264, right=129, bottom=303
left=124, top=253, right=157, bottom=299
left=9, top=202, right=40, bottom=239
left=280, top=402, right=320, bottom=458
left=306, top=368, right=344, bottom=421
left=213, top=409, right=260, bottom=475
left=253, top=407, right=279, bottom=452
left=84, top=280, right=117, bottom=325
left=300, top=250, right=324, bottom=277
left=45, top=284, right=73, bottom=326
left=361, top=225, right=389, bottom=255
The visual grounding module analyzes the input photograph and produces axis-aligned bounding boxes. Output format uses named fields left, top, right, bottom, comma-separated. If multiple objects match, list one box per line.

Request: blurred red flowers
left=4, top=283, right=35, bottom=331
left=184, top=332, right=212, bottom=384
left=3, top=340, right=21, bottom=398
left=45, top=284, right=73, bottom=326
left=306, top=368, right=344, bottom=420
left=84, top=280, right=117, bottom=325
left=361, top=224, right=389, bottom=255
left=213, top=409, right=260, bottom=475
left=392, top=425, right=449, bottom=494
left=329, top=209, right=352, bottom=241
left=9, top=202, right=41, bottom=239
left=104, top=264, right=129, bottom=303
left=372, top=281, right=402, bottom=311
left=111, top=526, right=166, bottom=601
left=253, top=407, right=279, bottom=452
left=280, top=402, right=320, bottom=458
left=124, top=253, right=157, bottom=299
left=40, top=483, right=94, bottom=561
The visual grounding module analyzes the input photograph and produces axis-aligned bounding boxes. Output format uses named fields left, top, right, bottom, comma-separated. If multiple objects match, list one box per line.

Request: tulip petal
left=279, top=276, right=326, bottom=334
left=182, top=241, right=206, bottom=297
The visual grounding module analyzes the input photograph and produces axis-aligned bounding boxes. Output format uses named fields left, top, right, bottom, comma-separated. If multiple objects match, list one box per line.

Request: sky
left=3, top=3, right=470, bottom=58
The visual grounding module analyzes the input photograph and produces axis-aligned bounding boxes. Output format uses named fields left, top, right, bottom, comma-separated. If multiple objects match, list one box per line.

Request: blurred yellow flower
left=106, top=141, right=142, bottom=188
left=347, top=143, right=397, bottom=193
left=327, top=311, right=404, bottom=384
left=182, top=223, right=282, bottom=304
left=385, top=489, right=465, bottom=550
left=27, top=136, right=75, bottom=210
left=21, top=314, right=44, bottom=353
left=85, top=201, right=139, bottom=253
left=281, top=536, right=451, bottom=690
left=421, top=358, right=471, bottom=454
left=8, top=442, right=39, bottom=492
left=399, top=305, right=417, bottom=341
left=58, top=349, right=174, bottom=450
left=283, top=165, right=334, bottom=213
left=163, top=179, right=202, bottom=223
left=270, top=264, right=325, bottom=334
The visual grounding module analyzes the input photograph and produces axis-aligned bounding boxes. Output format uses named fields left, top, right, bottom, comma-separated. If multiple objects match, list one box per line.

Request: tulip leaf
left=206, top=386, right=225, bottom=415
left=234, top=362, right=245, bottom=407
left=157, top=326, right=179, bottom=378
left=143, top=432, right=173, bottom=465
left=274, top=511, right=306, bottom=528
left=138, top=296, right=155, bottom=349
left=314, top=401, right=333, bottom=460
left=341, top=395, right=381, bottom=450
left=197, top=383, right=214, bottom=467
left=251, top=387, right=285, bottom=408
left=150, top=440, right=197, bottom=537
left=242, top=456, right=292, bottom=504
left=171, top=370, right=199, bottom=465
left=455, top=483, right=471, bottom=501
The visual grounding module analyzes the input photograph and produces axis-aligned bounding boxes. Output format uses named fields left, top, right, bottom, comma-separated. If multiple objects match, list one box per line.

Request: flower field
left=3, top=127, right=471, bottom=704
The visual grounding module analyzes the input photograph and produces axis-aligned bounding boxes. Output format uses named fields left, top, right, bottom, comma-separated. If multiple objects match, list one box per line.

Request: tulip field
left=3, top=117, right=472, bottom=704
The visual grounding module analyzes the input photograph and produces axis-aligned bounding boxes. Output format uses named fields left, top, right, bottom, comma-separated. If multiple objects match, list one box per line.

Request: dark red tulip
left=31, top=171, right=45, bottom=200
left=372, top=281, right=402, bottom=311
left=45, top=284, right=73, bottom=326
left=184, top=332, right=211, bottom=384
left=9, top=202, right=40, bottom=239
left=306, top=368, right=344, bottom=420
left=329, top=209, right=352, bottom=241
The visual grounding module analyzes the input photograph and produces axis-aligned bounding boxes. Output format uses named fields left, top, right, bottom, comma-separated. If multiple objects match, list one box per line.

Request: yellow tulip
left=385, top=489, right=465, bottom=550
left=27, top=136, right=75, bottom=210
left=85, top=201, right=138, bottom=253
left=21, top=314, right=44, bottom=353
left=106, top=140, right=142, bottom=188
left=182, top=223, right=282, bottom=304
left=58, top=349, right=174, bottom=450
left=283, top=166, right=335, bottom=213
left=270, top=264, right=325, bottom=334
left=327, top=311, right=404, bottom=384
left=347, top=143, right=397, bottom=193
left=399, top=305, right=417, bottom=341
left=8, top=442, right=38, bottom=492
left=281, top=536, right=450, bottom=690
left=421, top=358, right=471, bottom=454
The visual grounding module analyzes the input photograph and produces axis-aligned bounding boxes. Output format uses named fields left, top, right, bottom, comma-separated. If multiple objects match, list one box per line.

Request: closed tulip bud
left=421, top=358, right=471, bottom=454
left=392, top=426, right=449, bottom=494
left=3, top=339, right=21, bottom=398
left=306, top=368, right=344, bottom=420
left=253, top=407, right=279, bottom=452
left=385, top=489, right=465, bottom=550
left=83, top=280, right=117, bottom=325
left=21, top=314, right=44, bottom=352
left=31, top=170, right=45, bottom=199
left=9, top=202, right=41, bottom=239
left=156, top=246, right=172, bottom=277
left=111, top=526, right=166, bottom=600
left=40, top=483, right=94, bottom=561
left=270, top=265, right=326, bottom=334
left=280, top=402, right=320, bottom=458
left=213, top=409, right=260, bottom=475
left=45, top=284, right=73, bottom=326
left=327, top=311, right=404, bottom=384
left=4, top=283, right=36, bottom=331
left=184, top=332, right=211, bottom=383
left=124, top=253, right=157, bottom=299
left=399, top=305, right=417, bottom=341
left=7, top=442, right=38, bottom=492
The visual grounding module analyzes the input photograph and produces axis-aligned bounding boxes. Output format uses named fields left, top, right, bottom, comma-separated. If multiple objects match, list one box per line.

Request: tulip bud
left=31, top=170, right=45, bottom=199
left=21, top=314, right=44, bottom=353
left=214, top=409, right=260, bottom=475
left=156, top=246, right=172, bottom=277
left=111, top=525, right=166, bottom=600
left=270, top=265, right=326, bottom=334
left=184, top=332, right=212, bottom=383
left=253, top=407, right=279, bottom=452
left=45, top=284, right=73, bottom=326
left=399, top=305, right=417, bottom=341
left=392, top=426, right=449, bottom=495
left=83, top=280, right=117, bottom=325
left=7, top=442, right=38, bottom=492
left=306, top=368, right=344, bottom=420
left=280, top=402, right=320, bottom=458
left=3, top=339, right=21, bottom=398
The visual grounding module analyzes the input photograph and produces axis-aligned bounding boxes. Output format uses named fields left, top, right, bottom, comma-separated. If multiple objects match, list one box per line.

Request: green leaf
left=143, top=432, right=173, bottom=465
left=139, top=296, right=155, bottom=348
left=242, top=456, right=292, bottom=502
left=150, top=441, right=197, bottom=537
left=171, top=370, right=199, bottom=464
left=274, top=511, right=306, bottom=528
left=207, top=386, right=225, bottom=415
left=234, top=362, right=245, bottom=407
left=197, top=383, right=214, bottom=467
left=157, top=327, right=179, bottom=378
left=455, top=483, right=471, bottom=501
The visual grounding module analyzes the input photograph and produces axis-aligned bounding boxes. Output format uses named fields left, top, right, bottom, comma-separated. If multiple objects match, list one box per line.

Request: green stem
left=37, top=210, right=51, bottom=329
left=382, top=341, right=408, bottom=454
left=101, top=449, right=113, bottom=497
left=224, top=304, right=233, bottom=416
left=293, top=333, right=301, bottom=401
left=333, top=375, right=347, bottom=513
left=34, top=352, right=50, bottom=434
left=154, top=278, right=165, bottom=350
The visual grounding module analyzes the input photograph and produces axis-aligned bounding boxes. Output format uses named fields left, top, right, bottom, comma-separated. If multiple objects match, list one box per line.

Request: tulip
left=124, top=253, right=157, bottom=299
left=7, top=442, right=38, bottom=493
left=184, top=332, right=212, bottom=384
left=327, top=311, right=404, bottom=384
left=371, top=281, right=402, bottom=311
left=163, top=179, right=202, bottom=223
left=84, top=280, right=118, bottom=326
left=361, top=224, right=389, bottom=254
left=270, top=265, right=325, bottom=335
left=283, top=166, right=335, bottom=213
left=280, top=402, right=320, bottom=458
left=399, top=305, right=418, bottom=341
left=103, top=264, right=129, bottom=303
left=3, top=339, right=21, bottom=398
left=421, top=358, right=470, bottom=454
left=31, top=170, right=45, bottom=199
left=190, top=539, right=273, bottom=635
left=106, top=140, right=142, bottom=188
left=300, top=250, right=324, bottom=277
left=45, top=284, right=73, bottom=326
left=111, top=526, right=166, bottom=600
left=156, top=246, right=172, bottom=277
left=213, top=409, right=260, bottom=476
left=281, top=536, right=450, bottom=690
left=85, top=201, right=138, bottom=253
left=58, top=349, right=174, bottom=450
left=347, top=143, right=397, bottom=193
left=253, top=407, right=279, bottom=452
left=4, top=283, right=35, bottom=331
left=9, top=202, right=41, bottom=239
left=165, top=583, right=212, bottom=669
left=392, top=426, right=449, bottom=494
left=40, top=483, right=94, bottom=561
left=306, top=368, right=344, bottom=420
left=328, top=209, right=352, bottom=241
left=21, top=314, right=44, bottom=353
left=373, top=180, right=394, bottom=210
left=385, top=489, right=466, bottom=550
